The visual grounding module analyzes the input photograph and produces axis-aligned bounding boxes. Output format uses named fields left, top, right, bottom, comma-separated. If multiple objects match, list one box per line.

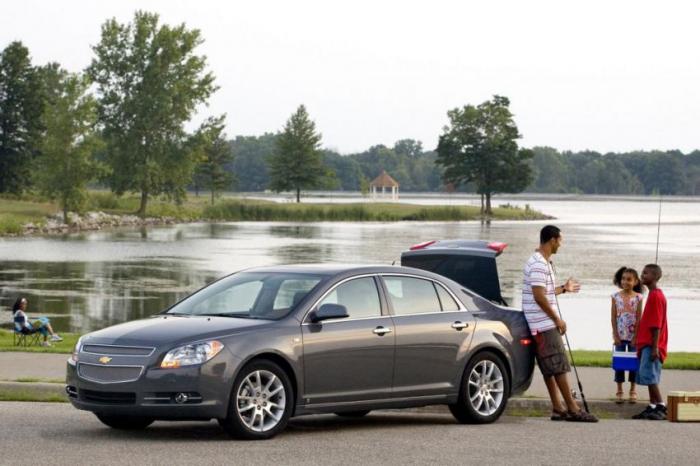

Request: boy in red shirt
left=632, top=264, right=668, bottom=420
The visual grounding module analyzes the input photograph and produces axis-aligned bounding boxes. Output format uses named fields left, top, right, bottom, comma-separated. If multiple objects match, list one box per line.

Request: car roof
left=241, top=263, right=449, bottom=280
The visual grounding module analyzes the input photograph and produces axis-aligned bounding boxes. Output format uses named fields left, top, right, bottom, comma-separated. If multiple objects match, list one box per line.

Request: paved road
left=2, top=402, right=699, bottom=465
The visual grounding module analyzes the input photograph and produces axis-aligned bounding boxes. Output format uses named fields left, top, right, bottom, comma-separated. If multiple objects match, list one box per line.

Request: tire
left=449, top=351, right=510, bottom=424
left=334, top=410, right=371, bottom=418
left=220, top=359, right=293, bottom=440
left=95, top=414, right=154, bottom=430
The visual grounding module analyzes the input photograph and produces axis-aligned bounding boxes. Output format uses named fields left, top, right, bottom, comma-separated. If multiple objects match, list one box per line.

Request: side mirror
left=309, top=303, right=349, bottom=323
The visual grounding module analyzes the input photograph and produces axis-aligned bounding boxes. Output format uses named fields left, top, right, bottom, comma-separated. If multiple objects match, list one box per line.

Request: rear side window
left=383, top=276, right=441, bottom=315
left=318, top=277, right=381, bottom=319
left=435, top=284, right=460, bottom=311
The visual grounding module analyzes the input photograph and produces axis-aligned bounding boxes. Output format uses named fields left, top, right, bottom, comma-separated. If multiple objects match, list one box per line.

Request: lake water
left=1, top=195, right=698, bottom=351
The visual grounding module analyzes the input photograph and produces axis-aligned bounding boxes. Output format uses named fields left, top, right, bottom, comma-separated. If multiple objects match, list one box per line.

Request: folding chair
left=13, top=322, right=41, bottom=347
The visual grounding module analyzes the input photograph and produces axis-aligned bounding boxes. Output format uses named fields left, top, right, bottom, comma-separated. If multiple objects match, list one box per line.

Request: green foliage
left=192, top=115, right=234, bottom=203
left=229, top=133, right=277, bottom=191
left=87, top=11, right=218, bottom=216
left=569, top=350, right=700, bottom=370
left=0, top=329, right=80, bottom=353
left=0, top=42, right=45, bottom=194
left=33, top=70, right=102, bottom=222
left=268, top=105, right=326, bottom=202
left=436, top=95, right=533, bottom=214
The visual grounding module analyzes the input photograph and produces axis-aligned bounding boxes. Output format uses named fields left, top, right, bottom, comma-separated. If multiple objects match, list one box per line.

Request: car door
left=301, top=276, right=395, bottom=405
left=381, top=274, right=475, bottom=398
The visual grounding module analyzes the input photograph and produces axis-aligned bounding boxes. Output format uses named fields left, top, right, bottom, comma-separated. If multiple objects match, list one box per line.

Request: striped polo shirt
left=522, top=251, right=557, bottom=335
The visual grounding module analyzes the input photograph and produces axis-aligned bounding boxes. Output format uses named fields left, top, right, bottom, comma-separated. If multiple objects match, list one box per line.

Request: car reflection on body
left=66, top=264, right=534, bottom=439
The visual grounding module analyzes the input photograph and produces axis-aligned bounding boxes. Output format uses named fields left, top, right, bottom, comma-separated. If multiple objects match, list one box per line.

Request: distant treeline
left=230, top=135, right=700, bottom=196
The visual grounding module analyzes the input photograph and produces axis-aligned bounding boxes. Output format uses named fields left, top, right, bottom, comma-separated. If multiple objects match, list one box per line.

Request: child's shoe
left=646, top=405, right=667, bottom=421
left=615, top=391, right=624, bottom=404
left=50, top=334, right=63, bottom=342
left=632, top=404, right=656, bottom=419
left=40, top=341, right=52, bottom=347
left=628, top=390, right=637, bottom=404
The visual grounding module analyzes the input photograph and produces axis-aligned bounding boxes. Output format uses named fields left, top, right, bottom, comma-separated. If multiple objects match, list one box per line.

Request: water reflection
left=0, top=196, right=698, bottom=350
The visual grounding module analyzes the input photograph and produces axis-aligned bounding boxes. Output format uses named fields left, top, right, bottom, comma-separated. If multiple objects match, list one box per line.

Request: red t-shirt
left=636, top=288, right=668, bottom=362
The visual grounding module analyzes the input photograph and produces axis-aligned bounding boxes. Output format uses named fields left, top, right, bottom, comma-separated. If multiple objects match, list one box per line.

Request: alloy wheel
left=236, top=369, right=287, bottom=433
left=467, top=360, right=504, bottom=416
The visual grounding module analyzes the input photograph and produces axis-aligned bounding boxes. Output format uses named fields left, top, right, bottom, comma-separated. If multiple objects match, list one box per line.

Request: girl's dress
left=612, top=291, right=643, bottom=382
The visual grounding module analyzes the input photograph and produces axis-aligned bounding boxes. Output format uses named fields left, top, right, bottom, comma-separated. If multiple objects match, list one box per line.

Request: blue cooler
left=612, top=346, right=639, bottom=371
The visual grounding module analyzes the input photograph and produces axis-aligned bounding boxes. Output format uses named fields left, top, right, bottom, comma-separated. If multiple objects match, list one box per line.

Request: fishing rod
left=655, top=194, right=662, bottom=263
left=548, top=262, right=590, bottom=413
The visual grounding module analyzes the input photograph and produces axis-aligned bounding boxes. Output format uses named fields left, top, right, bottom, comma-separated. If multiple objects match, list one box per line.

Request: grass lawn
left=570, top=350, right=700, bottom=370
left=0, top=329, right=79, bottom=354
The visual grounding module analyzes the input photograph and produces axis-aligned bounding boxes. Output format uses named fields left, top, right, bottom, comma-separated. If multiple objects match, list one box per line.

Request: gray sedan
left=66, top=265, right=534, bottom=439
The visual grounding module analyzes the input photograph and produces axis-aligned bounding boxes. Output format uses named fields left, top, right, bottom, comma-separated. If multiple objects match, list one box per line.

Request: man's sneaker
left=50, top=334, right=63, bottom=342
left=632, top=405, right=656, bottom=419
left=647, top=405, right=668, bottom=421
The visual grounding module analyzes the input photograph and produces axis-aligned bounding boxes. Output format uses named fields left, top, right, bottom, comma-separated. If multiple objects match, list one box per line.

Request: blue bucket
left=612, top=347, right=639, bottom=371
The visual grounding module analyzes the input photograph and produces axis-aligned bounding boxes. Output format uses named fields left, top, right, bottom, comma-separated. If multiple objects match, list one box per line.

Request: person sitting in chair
left=12, top=297, right=63, bottom=347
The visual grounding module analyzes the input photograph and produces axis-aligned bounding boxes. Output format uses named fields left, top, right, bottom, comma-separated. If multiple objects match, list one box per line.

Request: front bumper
left=66, top=351, right=240, bottom=420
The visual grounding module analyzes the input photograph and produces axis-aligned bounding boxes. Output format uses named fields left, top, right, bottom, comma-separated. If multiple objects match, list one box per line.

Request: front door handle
left=451, top=321, right=469, bottom=331
left=373, top=326, right=392, bottom=336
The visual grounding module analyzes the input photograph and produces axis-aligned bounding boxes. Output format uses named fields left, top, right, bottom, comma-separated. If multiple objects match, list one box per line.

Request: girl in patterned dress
left=611, top=267, right=643, bottom=403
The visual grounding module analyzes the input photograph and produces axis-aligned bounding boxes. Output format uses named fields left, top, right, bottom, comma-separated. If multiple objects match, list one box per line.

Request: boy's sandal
left=628, top=391, right=638, bottom=404
left=565, top=410, right=599, bottom=423
left=550, top=409, right=568, bottom=421
left=615, top=391, right=624, bottom=404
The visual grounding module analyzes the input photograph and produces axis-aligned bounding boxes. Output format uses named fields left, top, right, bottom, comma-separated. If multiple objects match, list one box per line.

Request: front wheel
left=220, top=360, right=293, bottom=440
left=95, top=414, right=154, bottom=430
left=449, top=352, right=510, bottom=424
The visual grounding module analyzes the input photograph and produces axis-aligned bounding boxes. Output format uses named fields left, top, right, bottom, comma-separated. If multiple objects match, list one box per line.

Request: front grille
left=78, top=363, right=143, bottom=383
left=79, top=389, right=136, bottom=405
left=82, top=344, right=154, bottom=356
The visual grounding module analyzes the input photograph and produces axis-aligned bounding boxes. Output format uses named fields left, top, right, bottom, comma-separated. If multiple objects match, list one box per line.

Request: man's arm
left=532, top=286, right=566, bottom=334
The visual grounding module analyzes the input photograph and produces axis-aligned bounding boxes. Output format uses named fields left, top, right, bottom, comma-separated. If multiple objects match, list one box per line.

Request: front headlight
left=160, top=340, right=224, bottom=369
left=71, top=337, right=83, bottom=363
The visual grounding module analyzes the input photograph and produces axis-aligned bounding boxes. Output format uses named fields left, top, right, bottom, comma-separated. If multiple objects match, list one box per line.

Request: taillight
left=487, top=242, right=508, bottom=254
left=409, top=240, right=436, bottom=250
left=520, top=338, right=532, bottom=346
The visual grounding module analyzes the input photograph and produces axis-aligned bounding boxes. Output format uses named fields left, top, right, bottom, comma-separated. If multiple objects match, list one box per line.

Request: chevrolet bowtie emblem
left=99, top=356, right=112, bottom=364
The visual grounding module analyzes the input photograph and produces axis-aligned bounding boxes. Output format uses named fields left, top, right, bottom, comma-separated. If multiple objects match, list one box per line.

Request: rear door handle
left=373, top=326, right=392, bottom=336
left=451, top=321, right=469, bottom=330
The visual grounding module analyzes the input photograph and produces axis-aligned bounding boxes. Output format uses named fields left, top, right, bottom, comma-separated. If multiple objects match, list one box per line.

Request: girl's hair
left=12, top=297, right=26, bottom=313
left=613, top=267, right=643, bottom=293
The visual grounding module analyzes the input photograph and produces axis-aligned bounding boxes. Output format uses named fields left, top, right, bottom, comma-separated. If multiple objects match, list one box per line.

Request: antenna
left=655, top=194, right=662, bottom=263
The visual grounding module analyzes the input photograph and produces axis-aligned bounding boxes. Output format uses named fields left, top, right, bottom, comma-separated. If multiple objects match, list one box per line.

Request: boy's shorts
left=534, top=328, right=571, bottom=377
left=636, top=346, right=662, bottom=386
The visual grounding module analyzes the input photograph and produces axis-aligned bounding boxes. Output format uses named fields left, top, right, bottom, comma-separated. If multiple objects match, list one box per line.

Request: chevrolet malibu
left=66, top=264, right=534, bottom=439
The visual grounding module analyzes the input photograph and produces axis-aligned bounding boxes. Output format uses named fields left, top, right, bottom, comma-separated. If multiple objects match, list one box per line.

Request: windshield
left=166, top=272, right=326, bottom=320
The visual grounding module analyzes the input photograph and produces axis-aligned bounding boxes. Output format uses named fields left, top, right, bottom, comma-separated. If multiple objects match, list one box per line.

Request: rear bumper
left=66, top=353, right=240, bottom=420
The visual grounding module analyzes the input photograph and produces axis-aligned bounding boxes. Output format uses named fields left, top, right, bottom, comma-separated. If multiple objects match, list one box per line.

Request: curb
left=0, top=382, right=642, bottom=418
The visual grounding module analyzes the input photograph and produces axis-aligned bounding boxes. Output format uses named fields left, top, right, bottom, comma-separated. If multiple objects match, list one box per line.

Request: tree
left=268, top=105, right=326, bottom=202
left=34, top=69, right=102, bottom=223
left=87, top=11, right=217, bottom=217
left=192, top=115, right=234, bottom=204
left=436, top=95, right=532, bottom=214
left=0, top=42, right=44, bottom=194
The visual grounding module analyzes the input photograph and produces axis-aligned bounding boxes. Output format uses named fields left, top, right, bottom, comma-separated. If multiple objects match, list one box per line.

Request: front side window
left=383, top=276, right=442, bottom=316
left=317, top=277, right=381, bottom=319
left=167, top=272, right=325, bottom=320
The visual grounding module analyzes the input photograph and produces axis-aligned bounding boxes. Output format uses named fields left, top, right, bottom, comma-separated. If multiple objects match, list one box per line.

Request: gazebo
left=369, top=170, right=399, bottom=200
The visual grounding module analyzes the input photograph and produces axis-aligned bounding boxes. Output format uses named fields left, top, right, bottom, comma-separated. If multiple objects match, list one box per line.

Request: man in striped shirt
left=522, top=225, right=597, bottom=422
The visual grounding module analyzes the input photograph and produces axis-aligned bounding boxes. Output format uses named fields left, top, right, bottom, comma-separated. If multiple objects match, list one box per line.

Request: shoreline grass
left=2, top=330, right=698, bottom=370
left=1, top=191, right=551, bottom=235
left=570, top=350, right=700, bottom=370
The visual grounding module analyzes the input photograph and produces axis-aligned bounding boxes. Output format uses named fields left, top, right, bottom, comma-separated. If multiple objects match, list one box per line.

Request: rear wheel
left=449, top=352, right=510, bottom=424
left=334, top=410, right=371, bottom=418
left=220, top=360, right=293, bottom=440
left=95, top=414, right=154, bottom=430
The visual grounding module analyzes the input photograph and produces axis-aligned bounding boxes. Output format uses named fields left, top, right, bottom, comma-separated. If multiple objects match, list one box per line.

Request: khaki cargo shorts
left=534, top=328, right=571, bottom=377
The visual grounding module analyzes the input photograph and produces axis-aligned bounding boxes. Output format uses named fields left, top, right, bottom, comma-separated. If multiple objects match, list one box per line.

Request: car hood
left=82, top=315, right=270, bottom=347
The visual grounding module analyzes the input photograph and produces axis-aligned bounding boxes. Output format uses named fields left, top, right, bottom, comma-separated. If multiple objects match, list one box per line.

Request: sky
left=3, top=0, right=700, bottom=154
